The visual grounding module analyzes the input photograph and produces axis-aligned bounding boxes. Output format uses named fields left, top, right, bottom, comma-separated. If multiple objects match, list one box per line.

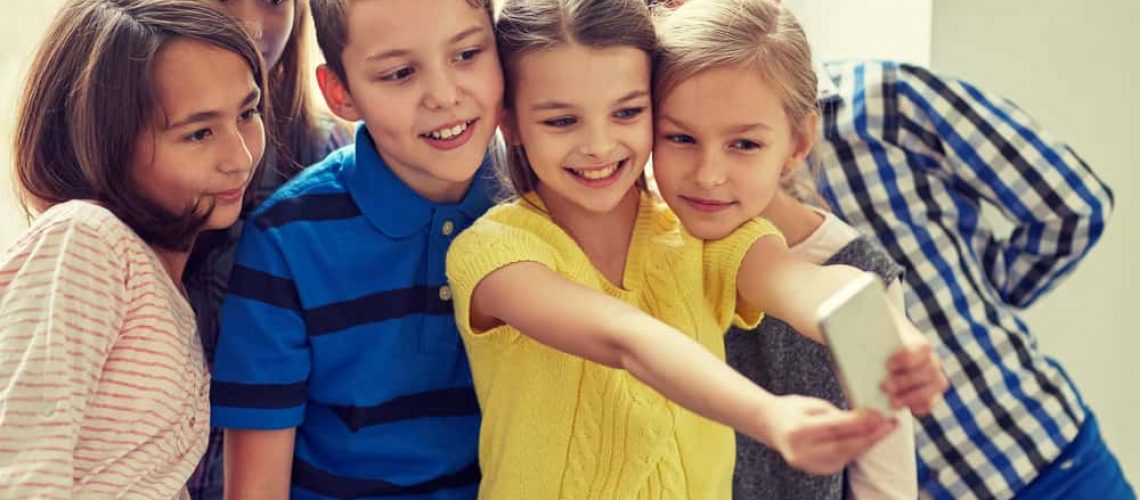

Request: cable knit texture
left=446, top=192, right=782, bottom=500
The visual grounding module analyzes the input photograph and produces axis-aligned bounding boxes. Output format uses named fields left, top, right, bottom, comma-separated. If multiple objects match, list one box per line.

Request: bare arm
left=471, top=261, right=893, bottom=474
left=736, top=236, right=948, bottom=415
left=223, top=428, right=296, bottom=500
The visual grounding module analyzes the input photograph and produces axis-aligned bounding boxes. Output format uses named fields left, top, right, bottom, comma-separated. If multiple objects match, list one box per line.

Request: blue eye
left=665, top=134, right=695, bottom=144
left=455, top=48, right=482, bottom=62
left=614, top=107, right=644, bottom=120
left=731, top=139, right=762, bottom=150
left=543, top=117, right=577, bottom=128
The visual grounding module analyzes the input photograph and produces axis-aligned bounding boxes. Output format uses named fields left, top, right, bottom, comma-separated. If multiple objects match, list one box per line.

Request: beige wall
left=932, top=0, right=1139, bottom=487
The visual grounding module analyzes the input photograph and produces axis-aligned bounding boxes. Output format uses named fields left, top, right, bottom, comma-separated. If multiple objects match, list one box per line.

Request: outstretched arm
left=470, top=261, right=895, bottom=474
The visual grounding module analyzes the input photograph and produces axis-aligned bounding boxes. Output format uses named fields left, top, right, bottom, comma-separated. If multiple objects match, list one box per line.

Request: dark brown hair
left=496, top=0, right=658, bottom=197
left=310, top=0, right=494, bottom=86
left=13, top=0, right=269, bottom=251
left=266, top=0, right=329, bottom=178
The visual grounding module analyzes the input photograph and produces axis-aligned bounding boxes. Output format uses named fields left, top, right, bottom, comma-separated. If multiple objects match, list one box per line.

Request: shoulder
left=32, top=201, right=143, bottom=255
left=249, top=149, right=357, bottom=231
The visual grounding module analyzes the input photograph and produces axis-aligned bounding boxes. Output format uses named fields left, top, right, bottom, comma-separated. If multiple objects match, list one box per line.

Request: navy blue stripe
left=227, top=265, right=301, bottom=311
left=305, top=285, right=452, bottom=336
left=292, top=458, right=479, bottom=498
left=211, top=380, right=308, bottom=409
left=331, top=387, right=479, bottom=432
left=254, top=193, right=361, bottom=230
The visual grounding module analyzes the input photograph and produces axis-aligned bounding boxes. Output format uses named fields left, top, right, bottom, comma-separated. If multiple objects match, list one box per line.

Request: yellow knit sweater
left=446, top=193, right=782, bottom=500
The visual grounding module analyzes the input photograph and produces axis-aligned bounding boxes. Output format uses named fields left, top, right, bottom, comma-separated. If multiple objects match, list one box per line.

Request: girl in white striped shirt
left=1, top=0, right=266, bottom=497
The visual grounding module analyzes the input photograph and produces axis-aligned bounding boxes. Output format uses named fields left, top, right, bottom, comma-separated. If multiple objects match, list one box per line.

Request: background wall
left=930, top=0, right=1140, bottom=487
left=2, top=0, right=1136, bottom=489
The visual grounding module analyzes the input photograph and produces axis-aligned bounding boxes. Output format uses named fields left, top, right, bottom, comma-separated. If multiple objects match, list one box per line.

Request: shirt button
left=439, top=285, right=452, bottom=302
left=442, top=220, right=455, bottom=236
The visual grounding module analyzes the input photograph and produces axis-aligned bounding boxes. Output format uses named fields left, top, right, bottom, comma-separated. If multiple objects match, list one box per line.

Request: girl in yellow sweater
left=444, top=0, right=948, bottom=498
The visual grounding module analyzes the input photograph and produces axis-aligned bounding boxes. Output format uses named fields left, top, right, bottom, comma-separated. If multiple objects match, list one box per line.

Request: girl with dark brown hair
left=1, top=0, right=266, bottom=496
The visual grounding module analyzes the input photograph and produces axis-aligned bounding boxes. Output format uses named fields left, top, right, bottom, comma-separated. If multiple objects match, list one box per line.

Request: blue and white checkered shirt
left=809, top=61, right=1114, bottom=499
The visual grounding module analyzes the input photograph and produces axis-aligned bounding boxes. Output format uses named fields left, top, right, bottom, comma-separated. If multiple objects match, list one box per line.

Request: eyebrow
left=365, top=25, right=487, bottom=63
left=658, top=114, right=771, bottom=134
left=166, top=88, right=261, bottom=130
left=531, top=89, right=650, bottom=112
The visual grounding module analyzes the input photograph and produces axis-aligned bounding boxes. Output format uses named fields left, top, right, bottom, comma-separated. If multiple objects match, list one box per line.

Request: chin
left=678, top=216, right=733, bottom=240
left=203, top=210, right=242, bottom=231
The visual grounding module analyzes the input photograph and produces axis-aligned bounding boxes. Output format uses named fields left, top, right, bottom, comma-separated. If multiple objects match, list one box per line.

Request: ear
left=784, top=111, right=818, bottom=175
left=316, top=64, right=363, bottom=122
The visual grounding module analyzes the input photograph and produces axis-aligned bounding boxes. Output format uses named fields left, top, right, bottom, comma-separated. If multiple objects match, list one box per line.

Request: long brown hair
left=13, top=0, right=269, bottom=251
left=495, top=0, right=658, bottom=198
left=265, top=0, right=324, bottom=179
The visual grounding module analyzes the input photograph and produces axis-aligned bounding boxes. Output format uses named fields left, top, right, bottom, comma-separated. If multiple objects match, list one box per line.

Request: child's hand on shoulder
left=883, top=324, right=949, bottom=415
left=760, top=395, right=898, bottom=475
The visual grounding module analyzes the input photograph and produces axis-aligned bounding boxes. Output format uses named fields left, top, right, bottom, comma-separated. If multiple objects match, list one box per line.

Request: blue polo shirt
left=210, top=124, right=494, bottom=499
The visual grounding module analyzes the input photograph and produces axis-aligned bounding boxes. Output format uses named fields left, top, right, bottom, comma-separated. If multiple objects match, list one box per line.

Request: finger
left=891, top=383, right=944, bottom=415
left=887, top=343, right=934, bottom=372
left=817, top=418, right=898, bottom=463
left=796, top=409, right=886, bottom=444
left=882, top=364, right=941, bottom=395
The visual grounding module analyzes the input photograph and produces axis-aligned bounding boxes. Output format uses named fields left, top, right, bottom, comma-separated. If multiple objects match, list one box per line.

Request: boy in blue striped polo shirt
left=208, top=1, right=503, bottom=498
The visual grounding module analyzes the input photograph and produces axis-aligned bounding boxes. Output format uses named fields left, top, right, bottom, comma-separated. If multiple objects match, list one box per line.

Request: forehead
left=513, top=44, right=651, bottom=105
left=660, top=65, right=788, bottom=127
left=150, top=38, right=255, bottom=122
left=342, top=0, right=490, bottom=55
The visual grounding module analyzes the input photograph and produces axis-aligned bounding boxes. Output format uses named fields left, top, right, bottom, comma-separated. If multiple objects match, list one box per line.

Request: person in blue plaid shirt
left=809, top=60, right=1133, bottom=500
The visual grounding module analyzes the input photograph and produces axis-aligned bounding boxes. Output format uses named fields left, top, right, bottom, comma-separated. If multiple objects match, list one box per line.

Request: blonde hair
left=496, top=0, right=656, bottom=198
left=654, top=0, right=825, bottom=205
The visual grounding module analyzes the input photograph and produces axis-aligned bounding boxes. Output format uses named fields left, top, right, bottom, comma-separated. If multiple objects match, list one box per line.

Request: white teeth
left=573, top=162, right=620, bottom=180
left=427, top=121, right=470, bottom=140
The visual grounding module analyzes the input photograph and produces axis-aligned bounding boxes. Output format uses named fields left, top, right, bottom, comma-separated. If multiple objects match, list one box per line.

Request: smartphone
left=816, top=273, right=902, bottom=416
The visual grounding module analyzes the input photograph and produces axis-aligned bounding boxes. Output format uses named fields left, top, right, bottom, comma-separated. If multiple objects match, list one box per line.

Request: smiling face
left=131, top=38, right=265, bottom=231
left=653, top=64, right=814, bottom=239
left=318, top=0, right=503, bottom=203
left=504, top=42, right=653, bottom=215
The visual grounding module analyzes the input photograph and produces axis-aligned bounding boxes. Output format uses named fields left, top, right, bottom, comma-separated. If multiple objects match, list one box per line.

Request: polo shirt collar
left=346, top=124, right=496, bottom=238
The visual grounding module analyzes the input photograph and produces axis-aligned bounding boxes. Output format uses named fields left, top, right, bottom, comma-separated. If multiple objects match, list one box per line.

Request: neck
left=537, top=186, right=641, bottom=286
left=760, top=191, right=825, bottom=247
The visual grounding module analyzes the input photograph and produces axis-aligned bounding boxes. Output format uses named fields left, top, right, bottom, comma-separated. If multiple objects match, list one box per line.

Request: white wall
left=931, top=0, right=1140, bottom=487
left=783, top=0, right=933, bottom=65
left=0, top=1, right=63, bottom=244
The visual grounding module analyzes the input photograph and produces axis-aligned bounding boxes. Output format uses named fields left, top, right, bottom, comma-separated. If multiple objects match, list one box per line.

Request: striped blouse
left=0, top=200, right=208, bottom=499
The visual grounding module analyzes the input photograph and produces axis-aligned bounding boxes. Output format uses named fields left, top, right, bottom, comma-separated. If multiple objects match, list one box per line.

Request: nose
left=693, top=149, right=727, bottom=189
left=423, top=67, right=461, bottom=111
left=218, top=127, right=256, bottom=178
left=577, top=121, right=618, bottom=160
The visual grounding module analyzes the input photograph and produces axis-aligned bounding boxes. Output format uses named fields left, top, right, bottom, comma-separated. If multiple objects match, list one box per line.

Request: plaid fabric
left=810, top=61, right=1114, bottom=499
left=184, top=117, right=351, bottom=500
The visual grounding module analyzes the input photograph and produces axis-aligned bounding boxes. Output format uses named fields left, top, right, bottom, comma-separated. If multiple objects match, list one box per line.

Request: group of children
left=0, top=0, right=951, bottom=498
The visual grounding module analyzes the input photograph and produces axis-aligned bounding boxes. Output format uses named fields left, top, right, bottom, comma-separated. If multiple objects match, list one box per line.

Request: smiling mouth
left=566, top=159, right=627, bottom=181
left=420, top=119, right=477, bottom=141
